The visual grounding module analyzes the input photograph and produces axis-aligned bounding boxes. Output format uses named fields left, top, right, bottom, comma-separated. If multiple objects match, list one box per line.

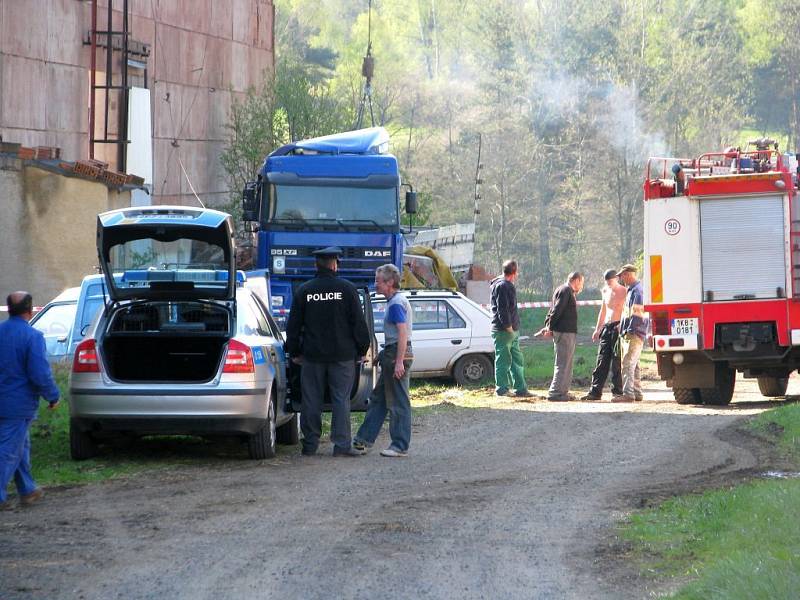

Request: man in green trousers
left=489, top=260, right=531, bottom=398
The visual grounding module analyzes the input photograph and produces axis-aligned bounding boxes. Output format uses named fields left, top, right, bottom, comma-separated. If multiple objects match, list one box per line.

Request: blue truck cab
left=242, top=127, right=417, bottom=325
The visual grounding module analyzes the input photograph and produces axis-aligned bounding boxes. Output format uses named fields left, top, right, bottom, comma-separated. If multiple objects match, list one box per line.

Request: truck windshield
left=269, top=185, right=398, bottom=229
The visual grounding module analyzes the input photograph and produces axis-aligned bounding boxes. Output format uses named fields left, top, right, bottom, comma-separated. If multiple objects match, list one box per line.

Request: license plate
left=671, top=318, right=698, bottom=335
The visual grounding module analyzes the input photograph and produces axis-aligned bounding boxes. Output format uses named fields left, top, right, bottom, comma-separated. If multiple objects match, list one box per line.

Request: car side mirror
left=242, top=181, right=260, bottom=222
left=405, top=190, right=418, bottom=215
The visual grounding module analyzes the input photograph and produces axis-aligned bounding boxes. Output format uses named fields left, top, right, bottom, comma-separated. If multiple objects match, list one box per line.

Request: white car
left=372, top=290, right=494, bottom=385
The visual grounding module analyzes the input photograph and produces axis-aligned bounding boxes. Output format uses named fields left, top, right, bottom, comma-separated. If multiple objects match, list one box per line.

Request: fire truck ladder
left=87, top=0, right=131, bottom=169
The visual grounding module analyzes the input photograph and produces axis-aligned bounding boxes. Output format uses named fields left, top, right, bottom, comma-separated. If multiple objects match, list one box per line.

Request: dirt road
left=0, top=377, right=791, bottom=600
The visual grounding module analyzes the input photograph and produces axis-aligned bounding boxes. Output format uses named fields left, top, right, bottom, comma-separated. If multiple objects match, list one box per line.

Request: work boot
left=611, top=395, right=636, bottom=403
left=579, top=393, right=601, bottom=401
left=20, top=488, right=44, bottom=506
left=332, top=446, right=365, bottom=457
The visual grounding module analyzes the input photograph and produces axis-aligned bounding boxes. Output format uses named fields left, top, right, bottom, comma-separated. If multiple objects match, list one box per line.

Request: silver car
left=70, top=207, right=378, bottom=460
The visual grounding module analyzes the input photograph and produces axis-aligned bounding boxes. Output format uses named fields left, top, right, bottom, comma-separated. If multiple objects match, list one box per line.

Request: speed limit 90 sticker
left=664, top=218, right=681, bottom=235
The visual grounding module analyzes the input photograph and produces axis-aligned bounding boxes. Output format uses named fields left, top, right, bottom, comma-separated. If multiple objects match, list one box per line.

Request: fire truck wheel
left=757, top=376, right=789, bottom=397
left=698, top=366, right=735, bottom=406
left=673, top=387, right=700, bottom=405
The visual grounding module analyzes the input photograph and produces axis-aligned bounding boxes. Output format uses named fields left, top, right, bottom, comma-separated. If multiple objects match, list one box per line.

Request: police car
left=69, top=207, right=377, bottom=460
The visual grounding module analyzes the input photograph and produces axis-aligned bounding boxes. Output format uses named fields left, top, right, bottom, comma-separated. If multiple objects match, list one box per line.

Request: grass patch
left=520, top=341, right=596, bottom=387
left=749, top=402, right=800, bottom=460
left=621, top=479, right=800, bottom=599
left=622, top=402, right=800, bottom=598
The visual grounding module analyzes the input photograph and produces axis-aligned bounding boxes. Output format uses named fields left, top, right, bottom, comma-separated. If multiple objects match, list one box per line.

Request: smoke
left=598, top=83, right=670, bottom=161
left=523, top=69, right=670, bottom=162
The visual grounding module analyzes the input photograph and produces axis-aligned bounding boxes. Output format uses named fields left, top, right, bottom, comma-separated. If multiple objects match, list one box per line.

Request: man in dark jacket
left=1, top=292, right=60, bottom=510
left=489, top=260, right=531, bottom=397
left=542, top=272, right=584, bottom=401
left=285, top=247, right=371, bottom=457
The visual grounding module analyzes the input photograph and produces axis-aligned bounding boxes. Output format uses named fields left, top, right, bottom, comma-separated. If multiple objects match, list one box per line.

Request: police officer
left=285, top=246, right=371, bottom=457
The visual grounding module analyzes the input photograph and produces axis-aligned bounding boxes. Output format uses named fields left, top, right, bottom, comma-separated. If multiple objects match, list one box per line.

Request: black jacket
left=490, top=277, right=520, bottom=331
left=285, top=268, right=371, bottom=362
left=544, top=283, right=578, bottom=333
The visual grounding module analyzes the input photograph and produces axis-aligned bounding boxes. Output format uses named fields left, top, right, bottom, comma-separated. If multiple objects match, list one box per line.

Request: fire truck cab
left=643, top=140, right=800, bottom=405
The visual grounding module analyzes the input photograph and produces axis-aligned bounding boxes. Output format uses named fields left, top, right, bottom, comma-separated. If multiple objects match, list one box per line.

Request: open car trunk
left=101, top=301, right=231, bottom=383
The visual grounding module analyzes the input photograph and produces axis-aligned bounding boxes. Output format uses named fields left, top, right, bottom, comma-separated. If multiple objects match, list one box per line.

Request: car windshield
left=270, top=185, right=398, bottom=228
left=108, top=237, right=229, bottom=292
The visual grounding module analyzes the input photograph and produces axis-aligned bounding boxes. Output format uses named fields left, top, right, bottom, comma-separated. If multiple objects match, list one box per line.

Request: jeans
left=300, top=360, right=356, bottom=452
left=491, top=330, right=527, bottom=393
left=0, top=418, right=37, bottom=502
left=621, top=334, right=645, bottom=398
left=548, top=332, right=576, bottom=399
left=355, top=345, right=412, bottom=452
left=588, top=322, right=622, bottom=396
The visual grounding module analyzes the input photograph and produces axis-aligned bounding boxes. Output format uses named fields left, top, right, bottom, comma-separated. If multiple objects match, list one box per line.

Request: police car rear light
left=223, top=339, right=254, bottom=373
left=73, top=339, right=100, bottom=373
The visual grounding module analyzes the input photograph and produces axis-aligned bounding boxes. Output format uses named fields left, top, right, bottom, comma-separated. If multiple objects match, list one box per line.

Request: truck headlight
left=272, top=256, right=286, bottom=274
left=271, top=295, right=284, bottom=307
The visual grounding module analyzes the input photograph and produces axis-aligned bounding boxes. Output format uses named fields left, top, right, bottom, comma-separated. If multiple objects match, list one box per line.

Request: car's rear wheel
left=453, top=354, right=493, bottom=386
left=69, top=419, right=98, bottom=461
left=276, top=413, right=300, bottom=445
left=248, top=393, right=276, bottom=459
left=757, top=376, right=789, bottom=397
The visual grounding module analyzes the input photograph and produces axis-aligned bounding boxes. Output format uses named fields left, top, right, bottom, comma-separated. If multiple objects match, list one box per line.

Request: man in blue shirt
left=1, top=292, right=60, bottom=509
left=353, top=264, right=413, bottom=457
left=613, top=265, right=648, bottom=403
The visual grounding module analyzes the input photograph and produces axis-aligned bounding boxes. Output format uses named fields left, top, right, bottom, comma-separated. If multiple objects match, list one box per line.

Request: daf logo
left=270, top=248, right=298, bottom=256
left=365, top=250, right=391, bottom=257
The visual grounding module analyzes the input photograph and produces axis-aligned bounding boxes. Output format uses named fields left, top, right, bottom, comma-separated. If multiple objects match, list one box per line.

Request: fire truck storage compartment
left=700, top=194, right=786, bottom=301
left=101, top=302, right=231, bottom=382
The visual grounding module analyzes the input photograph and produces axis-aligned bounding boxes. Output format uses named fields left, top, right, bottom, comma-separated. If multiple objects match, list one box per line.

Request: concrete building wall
left=0, top=0, right=274, bottom=207
left=0, top=157, right=130, bottom=305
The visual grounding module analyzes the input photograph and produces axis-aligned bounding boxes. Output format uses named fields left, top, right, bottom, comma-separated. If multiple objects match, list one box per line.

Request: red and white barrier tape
left=481, top=300, right=602, bottom=309
left=271, top=299, right=602, bottom=316
left=0, top=306, right=43, bottom=313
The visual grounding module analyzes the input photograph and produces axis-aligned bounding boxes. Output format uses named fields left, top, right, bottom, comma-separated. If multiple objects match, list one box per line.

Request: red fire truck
left=643, top=139, right=800, bottom=404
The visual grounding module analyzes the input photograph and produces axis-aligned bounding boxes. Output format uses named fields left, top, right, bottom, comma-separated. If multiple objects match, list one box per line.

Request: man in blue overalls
left=1, top=292, right=60, bottom=509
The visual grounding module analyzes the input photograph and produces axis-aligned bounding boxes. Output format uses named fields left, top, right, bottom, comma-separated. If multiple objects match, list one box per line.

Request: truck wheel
left=698, top=366, right=736, bottom=406
left=248, top=394, right=277, bottom=459
left=673, top=387, right=700, bottom=405
left=453, top=354, right=493, bottom=386
left=757, top=376, right=789, bottom=397
left=69, top=419, right=97, bottom=461
left=276, top=413, right=300, bottom=445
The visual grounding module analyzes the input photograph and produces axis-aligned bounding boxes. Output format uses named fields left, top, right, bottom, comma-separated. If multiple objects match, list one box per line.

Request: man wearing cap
left=285, top=247, right=371, bottom=457
left=541, top=272, right=584, bottom=401
left=580, top=269, right=626, bottom=401
left=614, top=264, right=647, bottom=403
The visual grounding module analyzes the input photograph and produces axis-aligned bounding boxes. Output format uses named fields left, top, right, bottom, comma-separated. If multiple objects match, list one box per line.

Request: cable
left=177, top=154, right=205, bottom=208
